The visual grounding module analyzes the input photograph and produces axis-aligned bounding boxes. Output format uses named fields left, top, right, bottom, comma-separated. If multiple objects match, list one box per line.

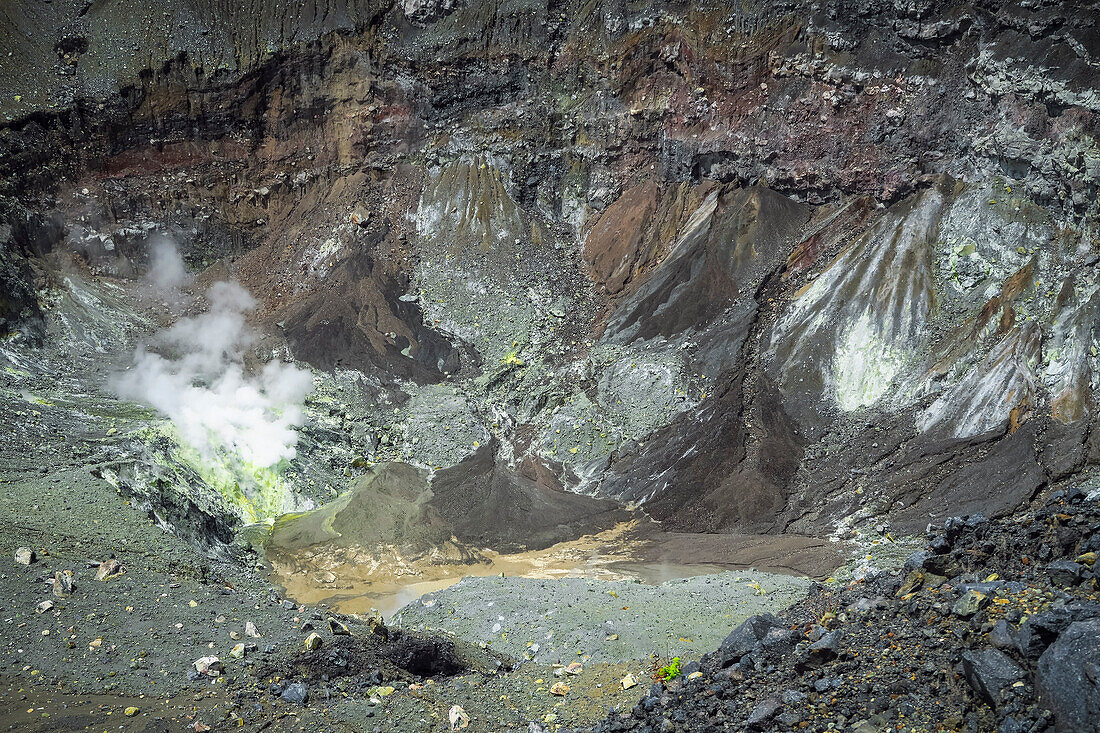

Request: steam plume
left=113, top=244, right=313, bottom=468
left=146, top=235, right=192, bottom=292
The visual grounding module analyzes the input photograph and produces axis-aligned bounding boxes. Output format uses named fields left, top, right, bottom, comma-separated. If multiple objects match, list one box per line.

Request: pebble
left=449, top=704, right=470, bottom=730
left=281, top=681, right=309, bottom=706
left=193, top=656, right=222, bottom=677
left=50, top=570, right=73, bottom=597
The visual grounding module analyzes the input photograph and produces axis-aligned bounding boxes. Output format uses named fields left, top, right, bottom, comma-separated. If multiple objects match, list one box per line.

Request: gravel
left=394, top=570, right=812, bottom=664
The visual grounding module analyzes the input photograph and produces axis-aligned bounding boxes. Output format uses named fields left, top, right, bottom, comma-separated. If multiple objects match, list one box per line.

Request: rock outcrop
left=2, top=0, right=1100, bottom=560
left=594, top=491, right=1100, bottom=733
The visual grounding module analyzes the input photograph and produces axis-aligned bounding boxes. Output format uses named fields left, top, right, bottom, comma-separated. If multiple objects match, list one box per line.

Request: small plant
left=656, top=656, right=682, bottom=681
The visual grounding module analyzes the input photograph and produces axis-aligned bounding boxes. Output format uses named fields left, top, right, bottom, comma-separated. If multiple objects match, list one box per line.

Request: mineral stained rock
left=2, top=0, right=1100, bottom=543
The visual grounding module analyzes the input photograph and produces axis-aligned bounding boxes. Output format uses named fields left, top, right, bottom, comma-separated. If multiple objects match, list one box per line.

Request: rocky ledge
left=594, top=489, right=1100, bottom=733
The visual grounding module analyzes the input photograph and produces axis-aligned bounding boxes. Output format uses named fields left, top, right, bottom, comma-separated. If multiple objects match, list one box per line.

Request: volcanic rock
left=50, top=570, right=73, bottom=597
left=716, top=613, right=784, bottom=667
left=1045, top=560, right=1087, bottom=587
left=953, top=589, right=989, bottom=617
left=1036, top=619, right=1100, bottom=732
left=280, top=681, right=309, bottom=706
left=960, top=648, right=1025, bottom=709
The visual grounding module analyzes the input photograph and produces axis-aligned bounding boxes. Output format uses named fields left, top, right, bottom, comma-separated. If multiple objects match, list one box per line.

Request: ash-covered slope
left=2, top=0, right=1100, bottom=556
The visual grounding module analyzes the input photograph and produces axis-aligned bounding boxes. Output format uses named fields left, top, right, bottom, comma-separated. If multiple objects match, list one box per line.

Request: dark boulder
left=1036, top=619, right=1100, bottom=732
left=960, top=648, right=1025, bottom=708
left=1016, top=603, right=1100, bottom=660
left=717, top=613, right=784, bottom=667
left=757, top=626, right=800, bottom=656
left=1016, top=609, right=1073, bottom=660
left=745, top=697, right=782, bottom=729
left=989, top=619, right=1015, bottom=649
left=808, top=629, right=843, bottom=658
left=795, top=629, right=844, bottom=671
left=929, top=535, right=951, bottom=554
left=280, top=681, right=309, bottom=706
left=905, top=550, right=932, bottom=571
left=943, top=514, right=988, bottom=545
left=1045, top=560, right=1088, bottom=587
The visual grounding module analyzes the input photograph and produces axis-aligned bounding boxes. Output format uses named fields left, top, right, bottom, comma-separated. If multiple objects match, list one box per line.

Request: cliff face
left=2, top=0, right=1099, bottom=544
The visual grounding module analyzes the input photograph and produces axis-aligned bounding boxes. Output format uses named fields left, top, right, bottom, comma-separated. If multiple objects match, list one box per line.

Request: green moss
left=656, top=656, right=682, bottom=680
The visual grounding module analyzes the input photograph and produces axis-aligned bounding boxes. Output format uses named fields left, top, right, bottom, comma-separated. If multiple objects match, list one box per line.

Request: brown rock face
left=277, top=248, right=463, bottom=381
left=584, top=181, right=658, bottom=294
left=584, top=180, right=720, bottom=296
left=605, top=185, right=811, bottom=347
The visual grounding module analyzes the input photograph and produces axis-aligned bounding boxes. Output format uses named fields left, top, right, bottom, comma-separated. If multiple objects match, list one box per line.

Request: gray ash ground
left=590, top=490, right=1100, bottom=733
left=9, top=458, right=1099, bottom=733
left=0, top=449, right=504, bottom=732
left=395, top=571, right=811, bottom=665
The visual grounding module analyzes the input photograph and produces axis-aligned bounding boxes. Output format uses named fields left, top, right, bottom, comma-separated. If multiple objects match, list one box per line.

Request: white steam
left=146, top=235, right=193, bottom=292
left=114, top=246, right=314, bottom=468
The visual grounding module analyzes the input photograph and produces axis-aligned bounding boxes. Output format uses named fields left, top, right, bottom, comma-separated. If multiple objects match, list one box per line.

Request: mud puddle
left=268, top=522, right=644, bottom=617
left=268, top=521, right=838, bottom=619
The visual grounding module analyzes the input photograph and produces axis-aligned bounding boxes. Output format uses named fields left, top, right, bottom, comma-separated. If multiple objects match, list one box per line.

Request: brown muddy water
left=267, top=521, right=841, bottom=619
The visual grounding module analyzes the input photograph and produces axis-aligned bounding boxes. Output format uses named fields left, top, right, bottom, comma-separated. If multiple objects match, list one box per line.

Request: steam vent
left=3, top=0, right=1100, bottom=730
